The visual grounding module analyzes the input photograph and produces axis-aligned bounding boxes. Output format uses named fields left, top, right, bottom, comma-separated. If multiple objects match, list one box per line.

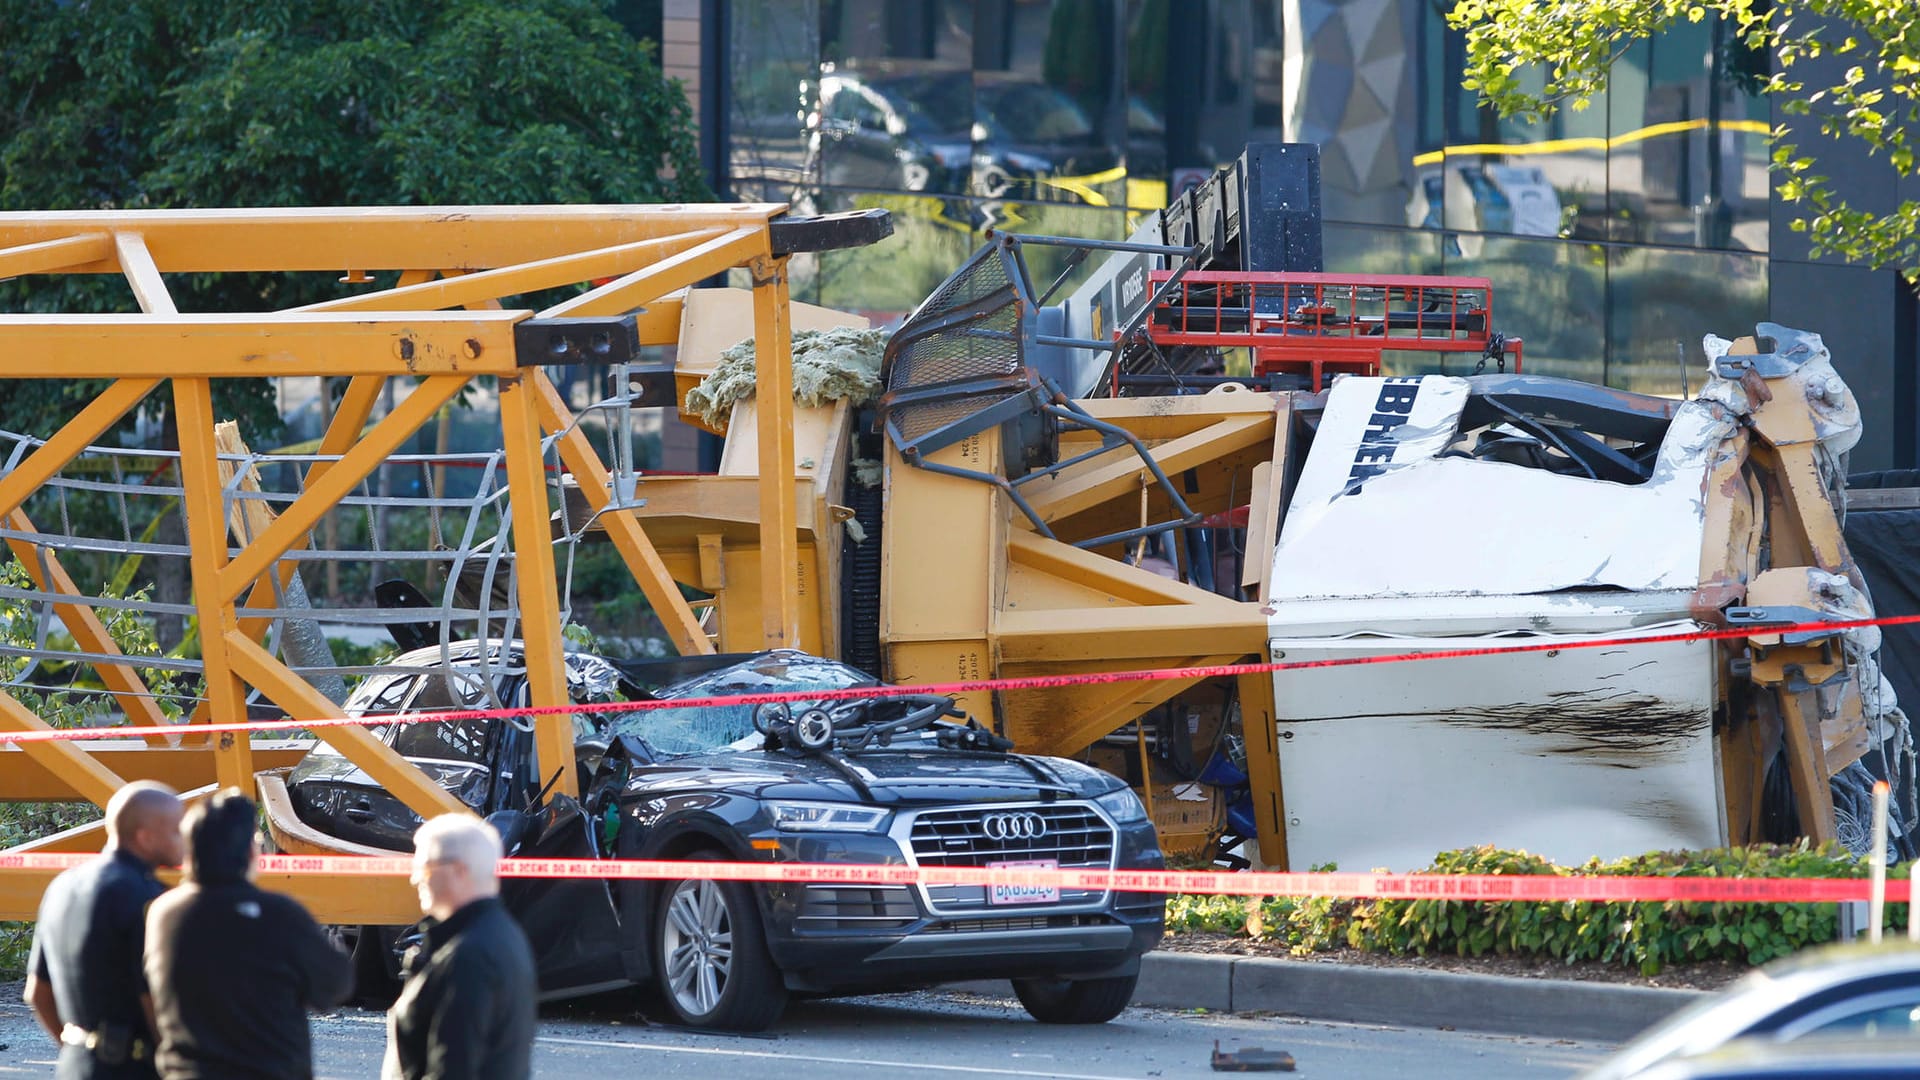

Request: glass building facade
left=692, top=0, right=1912, bottom=464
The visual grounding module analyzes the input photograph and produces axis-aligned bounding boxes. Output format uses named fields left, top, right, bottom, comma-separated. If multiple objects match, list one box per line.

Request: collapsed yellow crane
left=0, top=203, right=854, bottom=920
left=0, top=148, right=1901, bottom=926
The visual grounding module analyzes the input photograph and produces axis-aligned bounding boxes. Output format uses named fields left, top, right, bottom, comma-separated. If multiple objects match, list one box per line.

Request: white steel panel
left=1270, top=623, right=1723, bottom=871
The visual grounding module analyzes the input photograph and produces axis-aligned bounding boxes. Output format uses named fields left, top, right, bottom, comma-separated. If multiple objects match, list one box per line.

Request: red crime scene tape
left=3, top=613, right=1917, bottom=904
left=0, top=852, right=1891, bottom=904
left=2, top=612, right=1918, bottom=746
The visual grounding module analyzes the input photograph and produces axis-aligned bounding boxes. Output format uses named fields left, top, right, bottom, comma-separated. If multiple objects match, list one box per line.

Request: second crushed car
left=273, top=644, right=1165, bottom=1030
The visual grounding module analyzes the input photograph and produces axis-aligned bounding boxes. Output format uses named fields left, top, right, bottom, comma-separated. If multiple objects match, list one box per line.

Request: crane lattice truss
left=0, top=206, right=814, bottom=919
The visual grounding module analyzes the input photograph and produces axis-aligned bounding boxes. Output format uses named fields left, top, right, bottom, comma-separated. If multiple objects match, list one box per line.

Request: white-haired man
left=383, top=814, right=535, bottom=1080
left=25, top=780, right=184, bottom=1079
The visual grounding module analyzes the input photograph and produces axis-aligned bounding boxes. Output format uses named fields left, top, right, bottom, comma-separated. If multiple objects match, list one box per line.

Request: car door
left=493, top=684, right=626, bottom=996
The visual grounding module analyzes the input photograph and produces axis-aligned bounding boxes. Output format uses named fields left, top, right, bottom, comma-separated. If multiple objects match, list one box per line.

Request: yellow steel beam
left=698, top=535, right=726, bottom=591
left=499, top=375, right=578, bottom=798
left=4, top=783, right=218, bottom=850
left=0, top=312, right=527, bottom=378
left=1235, top=671, right=1288, bottom=869
left=0, top=803, right=415, bottom=923
left=697, top=540, right=829, bottom=656
left=1746, top=377, right=1848, bottom=574
left=634, top=291, right=686, bottom=346
left=1023, top=412, right=1273, bottom=525
left=882, top=435, right=1002, bottom=722
left=1240, top=461, right=1278, bottom=597
left=997, top=605, right=1266, bottom=663
left=0, top=692, right=124, bottom=809
left=178, top=294, right=414, bottom=730
left=174, top=377, right=255, bottom=790
left=114, top=232, right=177, bottom=314
left=181, top=373, right=390, bottom=733
left=216, top=375, right=469, bottom=603
left=0, top=205, right=786, bottom=273
left=616, top=475, right=820, bottom=529
left=0, top=232, right=111, bottom=279
left=0, top=378, right=158, bottom=521
left=997, top=533, right=1270, bottom=660
left=750, top=255, right=801, bottom=648
left=1002, top=656, right=1234, bottom=758
left=5, top=510, right=174, bottom=742
left=1770, top=443, right=1849, bottom=574
left=0, top=742, right=310, bottom=801
left=295, top=229, right=727, bottom=313
left=227, top=633, right=467, bottom=820
left=1068, top=391, right=1285, bottom=440
left=316, top=375, right=394, bottom=474
left=1245, top=398, right=1293, bottom=601
left=540, top=227, right=767, bottom=317
left=1005, top=530, right=1257, bottom=609
left=1697, top=427, right=1759, bottom=602
left=531, top=370, right=714, bottom=656
left=1777, top=686, right=1838, bottom=844
left=0, top=868, right=67, bottom=920
left=255, top=870, right=419, bottom=924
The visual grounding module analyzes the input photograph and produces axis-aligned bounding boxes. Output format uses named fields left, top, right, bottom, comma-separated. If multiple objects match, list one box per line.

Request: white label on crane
left=1283, top=374, right=1469, bottom=518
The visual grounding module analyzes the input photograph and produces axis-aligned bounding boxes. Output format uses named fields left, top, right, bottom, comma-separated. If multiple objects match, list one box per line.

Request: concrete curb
left=953, top=951, right=1706, bottom=1043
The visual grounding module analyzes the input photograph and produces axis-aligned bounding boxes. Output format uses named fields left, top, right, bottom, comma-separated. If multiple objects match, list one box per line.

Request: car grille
left=904, top=803, right=1115, bottom=914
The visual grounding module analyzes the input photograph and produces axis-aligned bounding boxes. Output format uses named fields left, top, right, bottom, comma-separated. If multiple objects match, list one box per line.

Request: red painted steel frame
left=1144, top=270, right=1523, bottom=390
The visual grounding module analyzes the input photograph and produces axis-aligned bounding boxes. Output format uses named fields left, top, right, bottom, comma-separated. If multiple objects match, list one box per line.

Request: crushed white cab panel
left=1270, top=376, right=1731, bottom=601
left=1270, top=622, right=1723, bottom=871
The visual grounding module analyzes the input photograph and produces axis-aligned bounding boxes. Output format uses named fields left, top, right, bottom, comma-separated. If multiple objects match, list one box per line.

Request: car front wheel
left=1012, top=974, right=1138, bottom=1024
left=654, top=851, right=788, bottom=1031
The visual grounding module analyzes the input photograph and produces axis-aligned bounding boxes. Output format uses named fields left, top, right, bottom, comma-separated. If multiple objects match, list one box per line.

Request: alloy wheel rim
left=663, top=879, right=734, bottom=1015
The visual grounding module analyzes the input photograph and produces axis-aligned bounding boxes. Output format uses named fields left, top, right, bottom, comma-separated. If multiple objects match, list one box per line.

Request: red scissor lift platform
left=1143, top=270, right=1523, bottom=391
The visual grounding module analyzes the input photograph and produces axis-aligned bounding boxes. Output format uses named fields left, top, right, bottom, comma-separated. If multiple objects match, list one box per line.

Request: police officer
left=144, top=790, right=352, bottom=1080
left=24, top=781, right=185, bottom=1080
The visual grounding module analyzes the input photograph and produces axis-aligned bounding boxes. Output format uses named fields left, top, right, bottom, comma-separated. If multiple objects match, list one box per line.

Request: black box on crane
left=1158, top=142, right=1322, bottom=282
left=1237, top=143, right=1323, bottom=275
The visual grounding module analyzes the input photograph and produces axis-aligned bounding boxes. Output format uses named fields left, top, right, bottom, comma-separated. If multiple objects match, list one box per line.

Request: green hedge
left=1166, top=844, right=1909, bottom=975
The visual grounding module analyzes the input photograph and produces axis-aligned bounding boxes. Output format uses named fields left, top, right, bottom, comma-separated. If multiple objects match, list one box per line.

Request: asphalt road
left=0, top=984, right=1611, bottom=1079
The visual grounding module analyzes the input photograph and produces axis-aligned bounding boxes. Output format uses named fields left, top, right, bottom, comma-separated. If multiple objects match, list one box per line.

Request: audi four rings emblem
left=981, top=812, right=1047, bottom=841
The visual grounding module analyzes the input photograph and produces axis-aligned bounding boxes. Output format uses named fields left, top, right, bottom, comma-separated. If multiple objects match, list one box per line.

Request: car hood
left=627, top=748, right=1119, bottom=807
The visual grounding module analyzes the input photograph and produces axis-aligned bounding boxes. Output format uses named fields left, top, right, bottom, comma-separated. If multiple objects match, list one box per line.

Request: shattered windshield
left=608, top=651, right=875, bottom=756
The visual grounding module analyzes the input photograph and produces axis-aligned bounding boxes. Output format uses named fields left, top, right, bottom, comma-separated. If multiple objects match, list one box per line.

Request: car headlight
left=1094, top=787, right=1149, bottom=825
left=768, top=801, right=891, bottom=833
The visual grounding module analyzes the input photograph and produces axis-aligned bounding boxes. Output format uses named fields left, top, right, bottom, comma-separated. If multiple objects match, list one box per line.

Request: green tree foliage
left=0, top=0, right=708, bottom=435
left=1448, top=0, right=1920, bottom=278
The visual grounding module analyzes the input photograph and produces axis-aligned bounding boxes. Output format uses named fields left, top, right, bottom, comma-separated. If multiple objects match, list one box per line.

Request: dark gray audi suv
left=284, top=645, right=1166, bottom=1030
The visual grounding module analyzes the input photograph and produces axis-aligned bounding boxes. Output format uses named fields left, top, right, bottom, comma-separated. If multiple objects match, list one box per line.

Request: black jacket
left=383, top=898, right=536, bottom=1080
left=29, top=849, right=167, bottom=1080
left=143, top=881, right=352, bottom=1080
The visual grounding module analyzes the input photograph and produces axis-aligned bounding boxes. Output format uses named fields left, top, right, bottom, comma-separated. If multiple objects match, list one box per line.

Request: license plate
left=987, top=858, right=1059, bottom=905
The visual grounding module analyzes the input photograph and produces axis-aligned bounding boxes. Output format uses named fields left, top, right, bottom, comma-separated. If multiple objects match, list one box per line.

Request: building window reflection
left=719, top=0, right=1770, bottom=372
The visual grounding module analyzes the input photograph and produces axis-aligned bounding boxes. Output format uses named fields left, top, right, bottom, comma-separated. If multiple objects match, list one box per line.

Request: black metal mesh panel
left=889, top=303, right=1020, bottom=389
left=882, top=246, right=1032, bottom=448
left=922, top=244, right=1012, bottom=316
